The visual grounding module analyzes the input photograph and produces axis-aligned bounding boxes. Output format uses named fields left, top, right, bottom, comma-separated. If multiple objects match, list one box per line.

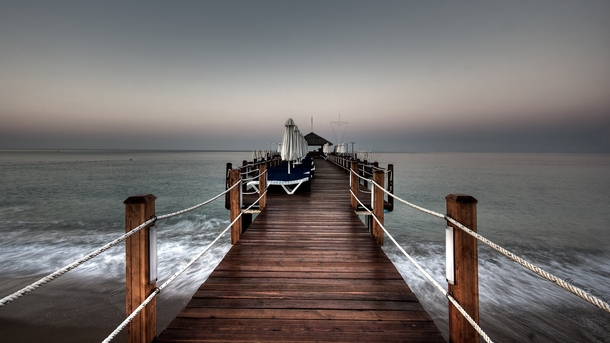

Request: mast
left=331, top=113, right=349, bottom=148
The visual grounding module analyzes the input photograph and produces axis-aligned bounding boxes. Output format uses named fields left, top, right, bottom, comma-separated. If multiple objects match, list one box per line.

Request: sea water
left=0, top=151, right=608, bottom=342
left=375, top=153, right=610, bottom=343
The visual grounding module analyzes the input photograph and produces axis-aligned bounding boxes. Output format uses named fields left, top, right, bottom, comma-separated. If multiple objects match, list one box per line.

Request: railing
left=346, top=164, right=610, bottom=343
left=326, top=153, right=394, bottom=212
left=225, top=156, right=281, bottom=209
left=0, top=168, right=268, bottom=343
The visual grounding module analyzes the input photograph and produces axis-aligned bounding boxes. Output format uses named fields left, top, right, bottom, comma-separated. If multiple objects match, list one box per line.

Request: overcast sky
left=1, top=1, right=609, bottom=152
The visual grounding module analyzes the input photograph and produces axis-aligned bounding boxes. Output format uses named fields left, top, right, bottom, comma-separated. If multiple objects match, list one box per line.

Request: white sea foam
left=1, top=151, right=609, bottom=342
left=383, top=239, right=610, bottom=343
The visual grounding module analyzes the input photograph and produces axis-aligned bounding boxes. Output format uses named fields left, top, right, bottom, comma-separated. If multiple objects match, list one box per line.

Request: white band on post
left=149, top=225, right=158, bottom=284
left=446, top=225, right=455, bottom=285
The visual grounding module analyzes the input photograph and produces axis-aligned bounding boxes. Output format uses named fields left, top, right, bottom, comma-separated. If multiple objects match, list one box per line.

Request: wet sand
left=0, top=317, right=123, bottom=343
left=0, top=275, right=189, bottom=343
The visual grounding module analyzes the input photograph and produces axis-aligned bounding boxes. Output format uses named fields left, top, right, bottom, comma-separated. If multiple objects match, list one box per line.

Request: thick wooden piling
left=446, top=194, right=479, bottom=343
left=124, top=194, right=157, bottom=343
left=229, top=169, right=242, bottom=244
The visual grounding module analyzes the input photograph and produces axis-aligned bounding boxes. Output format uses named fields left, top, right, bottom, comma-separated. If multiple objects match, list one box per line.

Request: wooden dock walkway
left=155, top=158, right=445, bottom=343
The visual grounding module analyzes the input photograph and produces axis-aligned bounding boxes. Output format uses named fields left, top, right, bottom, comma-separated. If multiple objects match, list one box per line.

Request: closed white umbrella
left=281, top=118, right=303, bottom=173
left=323, top=143, right=330, bottom=154
left=294, top=127, right=306, bottom=162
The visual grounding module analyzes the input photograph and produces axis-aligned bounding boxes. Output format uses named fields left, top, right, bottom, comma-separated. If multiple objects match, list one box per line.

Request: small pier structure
left=155, top=157, right=445, bottom=342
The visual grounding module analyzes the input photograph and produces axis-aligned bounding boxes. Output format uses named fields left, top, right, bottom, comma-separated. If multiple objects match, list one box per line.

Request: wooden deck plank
left=154, top=157, right=444, bottom=343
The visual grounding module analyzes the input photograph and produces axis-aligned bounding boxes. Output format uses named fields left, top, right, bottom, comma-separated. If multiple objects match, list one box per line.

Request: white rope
left=365, top=178, right=443, bottom=219
left=444, top=216, right=610, bottom=313
left=103, top=189, right=268, bottom=342
left=240, top=168, right=267, bottom=183
left=101, top=286, right=159, bottom=343
left=0, top=185, right=238, bottom=307
left=240, top=169, right=268, bottom=194
left=243, top=189, right=267, bottom=212
left=240, top=167, right=263, bottom=176
left=157, top=182, right=238, bottom=220
left=349, top=190, right=493, bottom=343
left=0, top=217, right=156, bottom=307
left=368, top=180, right=610, bottom=314
left=102, top=216, right=236, bottom=343
left=349, top=169, right=373, bottom=194
left=241, top=176, right=259, bottom=182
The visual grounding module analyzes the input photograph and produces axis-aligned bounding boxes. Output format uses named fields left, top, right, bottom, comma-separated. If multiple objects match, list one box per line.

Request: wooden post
left=224, top=163, right=232, bottom=210
left=372, top=170, right=384, bottom=246
left=446, top=194, right=479, bottom=343
left=259, top=163, right=267, bottom=210
left=124, top=194, right=157, bottom=343
left=229, top=169, right=242, bottom=244
left=350, top=161, right=359, bottom=210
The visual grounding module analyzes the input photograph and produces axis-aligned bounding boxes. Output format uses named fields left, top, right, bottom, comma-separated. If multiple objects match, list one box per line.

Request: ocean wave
left=0, top=214, right=231, bottom=292
left=384, top=241, right=610, bottom=342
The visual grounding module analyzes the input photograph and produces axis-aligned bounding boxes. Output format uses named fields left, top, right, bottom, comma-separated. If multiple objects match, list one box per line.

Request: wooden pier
left=154, top=158, right=445, bottom=342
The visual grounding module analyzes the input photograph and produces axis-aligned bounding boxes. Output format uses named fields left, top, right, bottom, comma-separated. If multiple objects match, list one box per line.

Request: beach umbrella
left=281, top=118, right=303, bottom=173
left=301, top=132, right=309, bottom=157
left=294, top=127, right=306, bottom=161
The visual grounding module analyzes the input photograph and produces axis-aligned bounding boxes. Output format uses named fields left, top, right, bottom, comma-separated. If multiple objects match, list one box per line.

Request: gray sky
left=1, top=0, right=609, bottom=152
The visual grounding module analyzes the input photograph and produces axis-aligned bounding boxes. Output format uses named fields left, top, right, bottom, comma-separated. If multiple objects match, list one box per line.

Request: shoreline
left=0, top=275, right=190, bottom=343
left=0, top=317, right=122, bottom=343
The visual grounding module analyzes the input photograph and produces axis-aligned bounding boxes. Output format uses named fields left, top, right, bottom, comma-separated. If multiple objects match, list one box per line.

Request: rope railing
left=350, top=189, right=494, bottom=343
left=241, top=169, right=268, bottom=195
left=158, top=182, right=240, bottom=220
left=239, top=157, right=281, bottom=172
left=241, top=169, right=267, bottom=183
left=240, top=169, right=258, bottom=176
left=102, top=186, right=267, bottom=343
left=444, top=215, right=610, bottom=313
left=328, top=155, right=392, bottom=177
left=363, top=177, right=610, bottom=314
left=351, top=168, right=374, bottom=194
left=0, top=182, right=241, bottom=308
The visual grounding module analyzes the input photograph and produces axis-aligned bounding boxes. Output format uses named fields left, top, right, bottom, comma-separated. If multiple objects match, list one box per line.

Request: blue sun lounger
left=248, top=161, right=314, bottom=195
